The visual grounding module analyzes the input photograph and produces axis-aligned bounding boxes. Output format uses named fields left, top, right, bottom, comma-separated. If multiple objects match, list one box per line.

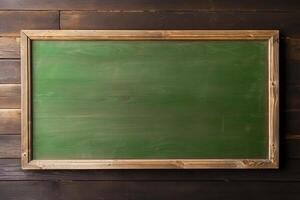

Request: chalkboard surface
left=31, top=40, right=268, bottom=160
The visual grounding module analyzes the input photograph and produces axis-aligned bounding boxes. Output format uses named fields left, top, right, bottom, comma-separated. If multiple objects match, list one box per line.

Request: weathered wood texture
left=0, top=60, right=20, bottom=83
left=0, top=85, right=20, bottom=108
left=1, top=158, right=300, bottom=181
left=0, top=1, right=299, bottom=199
left=0, top=110, right=20, bottom=135
left=0, top=38, right=20, bottom=58
left=0, top=181, right=300, bottom=200
left=0, top=0, right=299, bottom=11
left=0, top=135, right=20, bottom=158
left=61, top=11, right=300, bottom=36
left=0, top=11, right=59, bottom=36
left=282, top=111, right=300, bottom=135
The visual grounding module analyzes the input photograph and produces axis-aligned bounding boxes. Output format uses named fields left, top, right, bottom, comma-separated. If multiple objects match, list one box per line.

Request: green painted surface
left=32, top=40, right=268, bottom=159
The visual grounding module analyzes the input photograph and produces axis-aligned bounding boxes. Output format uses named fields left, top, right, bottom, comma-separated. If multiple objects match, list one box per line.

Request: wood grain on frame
left=21, top=30, right=279, bottom=169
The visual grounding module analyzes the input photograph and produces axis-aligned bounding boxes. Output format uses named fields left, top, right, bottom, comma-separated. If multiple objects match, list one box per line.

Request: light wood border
left=21, top=30, right=279, bottom=169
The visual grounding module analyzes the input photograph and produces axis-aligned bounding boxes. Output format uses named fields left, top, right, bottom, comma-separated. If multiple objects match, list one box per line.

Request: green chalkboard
left=31, top=40, right=268, bottom=160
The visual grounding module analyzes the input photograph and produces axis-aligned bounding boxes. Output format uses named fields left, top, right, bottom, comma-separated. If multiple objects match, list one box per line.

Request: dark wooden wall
left=0, top=1, right=300, bottom=199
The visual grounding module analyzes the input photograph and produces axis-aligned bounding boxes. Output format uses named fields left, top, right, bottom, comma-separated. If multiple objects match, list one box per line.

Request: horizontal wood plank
left=0, top=135, right=20, bottom=158
left=61, top=11, right=300, bottom=37
left=0, top=11, right=59, bottom=36
left=282, top=111, right=300, bottom=135
left=281, top=60, right=300, bottom=85
left=286, top=38, right=300, bottom=62
left=0, top=109, right=20, bottom=135
left=284, top=139, right=300, bottom=159
left=0, top=60, right=20, bottom=83
left=0, top=85, right=20, bottom=108
left=0, top=181, right=59, bottom=200
left=0, top=37, right=20, bottom=58
left=0, top=158, right=299, bottom=181
left=0, top=181, right=299, bottom=200
left=283, top=86, right=300, bottom=111
left=0, top=0, right=299, bottom=11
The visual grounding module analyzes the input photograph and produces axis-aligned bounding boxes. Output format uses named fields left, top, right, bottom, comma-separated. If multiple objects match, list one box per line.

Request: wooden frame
left=21, top=30, right=279, bottom=169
